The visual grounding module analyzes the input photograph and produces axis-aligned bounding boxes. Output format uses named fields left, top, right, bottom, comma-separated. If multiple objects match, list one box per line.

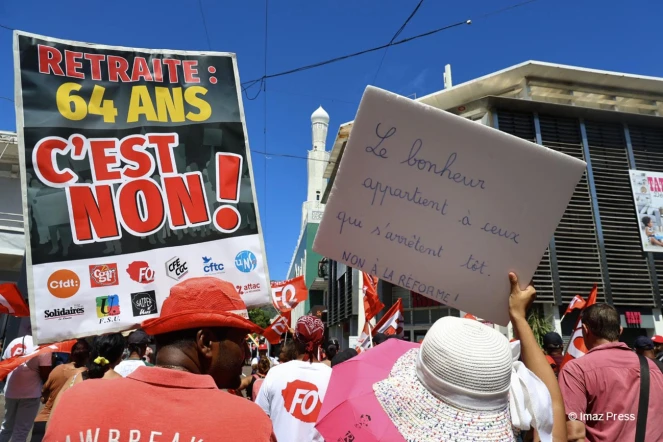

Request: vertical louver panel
left=629, top=125, right=663, bottom=296
left=329, top=261, right=338, bottom=325
left=539, top=115, right=606, bottom=303
left=585, top=121, right=654, bottom=305
left=345, top=269, right=353, bottom=319
left=497, top=110, right=554, bottom=302
left=337, top=269, right=346, bottom=320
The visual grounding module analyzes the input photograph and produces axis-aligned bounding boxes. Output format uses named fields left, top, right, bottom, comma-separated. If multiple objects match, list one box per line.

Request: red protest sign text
left=30, top=132, right=241, bottom=244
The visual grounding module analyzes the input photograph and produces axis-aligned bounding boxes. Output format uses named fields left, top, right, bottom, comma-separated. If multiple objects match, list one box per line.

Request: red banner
left=0, top=340, right=76, bottom=381
left=0, top=284, right=30, bottom=317
left=263, top=315, right=290, bottom=345
left=271, top=276, right=308, bottom=313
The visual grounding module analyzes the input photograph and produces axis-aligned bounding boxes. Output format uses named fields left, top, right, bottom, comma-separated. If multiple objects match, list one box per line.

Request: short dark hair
left=154, top=327, right=229, bottom=350
left=643, top=216, right=652, bottom=227
left=582, top=304, right=620, bottom=342
left=71, top=339, right=91, bottom=368
left=331, top=349, right=358, bottom=367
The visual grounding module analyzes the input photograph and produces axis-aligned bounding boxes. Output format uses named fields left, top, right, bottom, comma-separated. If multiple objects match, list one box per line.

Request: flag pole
left=368, top=321, right=374, bottom=348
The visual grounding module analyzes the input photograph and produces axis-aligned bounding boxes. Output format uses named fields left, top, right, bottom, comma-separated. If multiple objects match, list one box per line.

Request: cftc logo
left=165, top=257, right=188, bottom=281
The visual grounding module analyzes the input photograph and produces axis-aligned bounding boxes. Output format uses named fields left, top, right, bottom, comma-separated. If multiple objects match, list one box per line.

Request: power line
left=0, top=24, right=13, bottom=31
left=373, top=0, right=425, bottom=84
left=241, top=0, right=545, bottom=98
left=197, top=0, right=212, bottom=50
left=262, top=0, right=269, bottom=230
left=0, top=97, right=13, bottom=103
left=252, top=149, right=336, bottom=164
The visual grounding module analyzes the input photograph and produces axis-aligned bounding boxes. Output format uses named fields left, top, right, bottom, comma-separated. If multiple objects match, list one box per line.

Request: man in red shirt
left=45, top=277, right=276, bottom=442
left=559, top=304, right=663, bottom=442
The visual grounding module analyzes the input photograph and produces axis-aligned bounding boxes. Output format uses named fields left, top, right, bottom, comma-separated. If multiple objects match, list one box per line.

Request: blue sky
left=0, top=0, right=660, bottom=280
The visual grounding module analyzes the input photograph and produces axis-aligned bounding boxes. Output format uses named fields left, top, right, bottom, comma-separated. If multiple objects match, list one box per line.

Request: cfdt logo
left=281, top=380, right=323, bottom=423
left=202, top=257, right=225, bottom=274
left=89, top=264, right=118, bottom=288
left=126, top=261, right=155, bottom=284
left=96, top=295, right=121, bottom=324
left=47, top=270, right=80, bottom=299
left=235, top=251, right=257, bottom=273
left=166, top=257, right=188, bottom=281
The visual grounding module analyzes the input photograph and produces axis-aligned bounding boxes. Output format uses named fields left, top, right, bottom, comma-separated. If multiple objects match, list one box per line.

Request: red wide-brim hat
left=142, top=277, right=263, bottom=336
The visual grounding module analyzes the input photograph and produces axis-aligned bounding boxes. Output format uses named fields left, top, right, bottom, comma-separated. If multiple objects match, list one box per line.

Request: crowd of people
left=0, top=274, right=661, bottom=441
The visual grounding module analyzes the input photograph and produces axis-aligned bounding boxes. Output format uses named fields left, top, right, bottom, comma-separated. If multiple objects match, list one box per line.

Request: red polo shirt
left=45, top=366, right=276, bottom=442
left=559, top=342, right=663, bottom=442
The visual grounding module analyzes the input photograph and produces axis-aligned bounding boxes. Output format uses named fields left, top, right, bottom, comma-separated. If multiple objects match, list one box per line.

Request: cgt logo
left=89, top=264, right=118, bottom=288
left=235, top=250, right=257, bottom=273
left=281, top=380, right=323, bottom=423
left=126, top=261, right=155, bottom=284
left=166, top=257, right=188, bottom=281
left=96, top=295, right=121, bottom=324
left=47, top=269, right=80, bottom=299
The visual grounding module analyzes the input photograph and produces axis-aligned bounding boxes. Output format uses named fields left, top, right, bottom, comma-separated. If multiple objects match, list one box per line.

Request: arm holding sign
left=509, top=273, right=567, bottom=442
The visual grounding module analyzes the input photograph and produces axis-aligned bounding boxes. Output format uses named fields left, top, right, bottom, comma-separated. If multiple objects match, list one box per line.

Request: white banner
left=629, top=169, right=663, bottom=252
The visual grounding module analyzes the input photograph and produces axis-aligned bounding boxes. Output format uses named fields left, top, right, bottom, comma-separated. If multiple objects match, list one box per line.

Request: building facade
left=321, top=61, right=663, bottom=345
left=286, top=107, right=331, bottom=324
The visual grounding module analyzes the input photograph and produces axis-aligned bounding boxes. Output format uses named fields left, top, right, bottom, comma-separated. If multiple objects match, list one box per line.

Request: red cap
left=142, top=277, right=262, bottom=335
left=652, top=335, right=663, bottom=344
left=258, top=344, right=268, bottom=351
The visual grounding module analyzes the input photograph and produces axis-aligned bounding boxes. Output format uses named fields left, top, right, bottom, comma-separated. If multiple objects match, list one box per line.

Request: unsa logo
left=235, top=250, right=257, bottom=273
left=281, top=380, right=323, bottom=423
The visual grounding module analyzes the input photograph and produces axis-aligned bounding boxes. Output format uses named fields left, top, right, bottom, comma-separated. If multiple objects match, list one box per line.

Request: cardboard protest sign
left=14, top=31, right=270, bottom=343
left=313, top=86, right=586, bottom=325
left=629, top=170, right=663, bottom=252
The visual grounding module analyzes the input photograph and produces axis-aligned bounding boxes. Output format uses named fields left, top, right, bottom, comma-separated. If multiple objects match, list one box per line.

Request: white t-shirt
left=256, top=360, right=332, bottom=442
left=114, top=359, right=148, bottom=377
left=3, top=335, right=52, bottom=399
left=252, top=356, right=280, bottom=367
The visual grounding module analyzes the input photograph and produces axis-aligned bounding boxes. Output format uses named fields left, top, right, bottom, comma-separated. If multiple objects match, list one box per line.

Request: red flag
left=270, top=276, right=308, bottom=313
left=463, top=313, right=478, bottom=320
left=356, top=299, right=404, bottom=352
left=0, top=339, right=76, bottom=381
left=263, top=315, right=290, bottom=345
left=561, top=285, right=598, bottom=369
left=563, top=295, right=587, bottom=318
left=0, top=284, right=29, bottom=317
left=362, top=272, right=384, bottom=321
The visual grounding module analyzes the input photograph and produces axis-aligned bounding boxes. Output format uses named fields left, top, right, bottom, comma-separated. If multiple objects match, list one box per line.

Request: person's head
left=373, top=316, right=532, bottom=440
left=127, top=330, right=151, bottom=358
left=142, top=277, right=262, bottom=389
left=70, top=339, right=91, bottom=368
left=326, top=343, right=338, bottom=360
left=643, top=216, right=652, bottom=228
left=653, top=335, right=663, bottom=354
left=581, top=303, right=622, bottom=349
left=633, top=336, right=656, bottom=358
left=293, top=315, right=325, bottom=362
left=542, top=332, right=564, bottom=355
left=331, top=348, right=358, bottom=367
left=258, top=343, right=268, bottom=356
left=279, top=340, right=297, bottom=363
left=88, top=333, right=126, bottom=379
left=257, top=356, right=271, bottom=376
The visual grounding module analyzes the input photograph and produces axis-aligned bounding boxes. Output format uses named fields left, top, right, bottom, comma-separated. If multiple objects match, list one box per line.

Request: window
left=316, top=191, right=320, bottom=201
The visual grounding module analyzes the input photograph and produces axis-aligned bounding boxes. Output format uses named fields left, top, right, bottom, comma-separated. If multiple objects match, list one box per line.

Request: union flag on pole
left=356, top=299, right=404, bottom=352
left=362, top=272, right=384, bottom=321
left=263, top=315, right=290, bottom=345
left=270, top=276, right=308, bottom=314
left=561, top=284, right=598, bottom=369
left=0, top=283, right=29, bottom=317
left=562, top=295, right=587, bottom=318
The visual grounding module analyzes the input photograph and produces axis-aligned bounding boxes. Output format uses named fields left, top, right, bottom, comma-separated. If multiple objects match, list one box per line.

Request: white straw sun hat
left=373, top=317, right=553, bottom=442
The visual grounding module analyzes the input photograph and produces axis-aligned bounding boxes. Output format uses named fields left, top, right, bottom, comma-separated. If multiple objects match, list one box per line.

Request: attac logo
left=235, top=250, right=257, bottom=273
left=166, top=257, right=188, bottom=281
left=47, top=269, right=80, bottom=299
left=235, top=283, right=261, bottom=296
left=89, top=264, right=119, bottom=288
left=96, top=295, right=121, bottom=324
left=202, top=256, right=225, bottom=274
left=126, top=261, right=155, bottom=284
left=281, top=380, right=323, bottom=423
left=131, top=290, right=158, bottom=317
left=44, top=304, right=85, bottom=320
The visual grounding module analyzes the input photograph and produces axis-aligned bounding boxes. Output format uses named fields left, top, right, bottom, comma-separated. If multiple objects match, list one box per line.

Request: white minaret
left=303, top=106, right=330, bottom=223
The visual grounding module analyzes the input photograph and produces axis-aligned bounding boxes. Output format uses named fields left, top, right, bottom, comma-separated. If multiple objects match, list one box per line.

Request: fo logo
left=281, top=380, right=323, bottom=423
left=47, top=269, right=80, bottom=299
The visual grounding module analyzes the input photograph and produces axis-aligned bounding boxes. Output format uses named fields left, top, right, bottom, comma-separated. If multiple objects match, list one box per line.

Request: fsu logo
left=281, top=380, right=323, bottom=423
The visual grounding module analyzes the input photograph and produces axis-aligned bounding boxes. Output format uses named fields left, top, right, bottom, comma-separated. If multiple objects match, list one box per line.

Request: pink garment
left=559, top=342, right=663, bottom=442
left=252, top=378, right=264, bottom=401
